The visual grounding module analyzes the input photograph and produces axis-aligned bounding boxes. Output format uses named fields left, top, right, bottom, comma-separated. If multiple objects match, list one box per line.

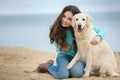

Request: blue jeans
left=47, top=53, right=86, bottom=79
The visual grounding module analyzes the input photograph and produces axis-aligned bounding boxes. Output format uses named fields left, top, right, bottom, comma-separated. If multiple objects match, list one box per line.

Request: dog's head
left=71, top=13, right=92, bottom=33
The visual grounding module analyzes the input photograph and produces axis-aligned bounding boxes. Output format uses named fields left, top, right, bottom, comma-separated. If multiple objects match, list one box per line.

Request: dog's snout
left=78, top=24, right=81, bottom=29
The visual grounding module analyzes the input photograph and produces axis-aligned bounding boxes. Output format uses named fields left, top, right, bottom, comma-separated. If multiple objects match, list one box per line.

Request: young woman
left=36, top=5, right=105, bottom=79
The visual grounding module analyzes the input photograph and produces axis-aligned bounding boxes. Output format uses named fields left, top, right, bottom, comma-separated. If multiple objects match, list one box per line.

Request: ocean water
left=0, top=12, right=120, bottom=52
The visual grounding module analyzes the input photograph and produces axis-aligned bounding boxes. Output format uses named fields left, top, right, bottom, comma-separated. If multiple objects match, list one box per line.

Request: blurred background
left=0, top=0, right=120, bottom=52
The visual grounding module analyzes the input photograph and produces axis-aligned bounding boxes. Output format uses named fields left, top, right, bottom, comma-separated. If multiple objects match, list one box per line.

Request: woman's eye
left=68, top=18, right=72, bottom=21
left=76, top=18, right=78, bottom=21
left=82, top=18, right=85, bottom=21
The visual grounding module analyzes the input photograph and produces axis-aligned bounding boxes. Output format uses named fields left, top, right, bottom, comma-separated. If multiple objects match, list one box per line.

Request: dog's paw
left=84, top=67, right=86, bottom=72
left=67, top=64, right=73, bottom=70
left=111, top=73, right=119, bottom=77
left=83, top=73, right=89, bottom=78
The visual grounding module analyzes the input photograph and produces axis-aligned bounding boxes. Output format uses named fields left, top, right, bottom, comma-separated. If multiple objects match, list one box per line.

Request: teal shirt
left=93, top=27, right=105, bottom=40
left=55, top=29, right=75, bottom=56
left=54, top=27, right=105, bottom=57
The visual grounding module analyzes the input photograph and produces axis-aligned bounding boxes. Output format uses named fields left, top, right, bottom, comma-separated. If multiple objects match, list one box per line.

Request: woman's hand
left=90, top=36, right=102, bottom=45
left=61, top=45, right=70, bottom=52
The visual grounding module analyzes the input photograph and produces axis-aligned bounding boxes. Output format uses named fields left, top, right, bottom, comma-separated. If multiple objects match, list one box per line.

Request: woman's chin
left=62, top=25, right=70, bottom=28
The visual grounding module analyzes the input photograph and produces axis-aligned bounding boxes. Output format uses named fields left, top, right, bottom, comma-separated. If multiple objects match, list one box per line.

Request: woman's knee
left=54, top=70, right=69, bottom=79
left=70, top=68, right=84, bottom=77
left=69, top=61, right=86, bottom=77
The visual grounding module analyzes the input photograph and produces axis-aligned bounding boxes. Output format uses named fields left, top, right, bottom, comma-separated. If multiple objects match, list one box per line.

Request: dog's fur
left=67, top=13, right=119, bottom=77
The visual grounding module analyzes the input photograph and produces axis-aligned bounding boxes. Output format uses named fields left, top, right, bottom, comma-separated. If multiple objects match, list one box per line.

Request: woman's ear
left=71, top=17, right=76, bottom=27
left=86, top=14, right=93, bottom=28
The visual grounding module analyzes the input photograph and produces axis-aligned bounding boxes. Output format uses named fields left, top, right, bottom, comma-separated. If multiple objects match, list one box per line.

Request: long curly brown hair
left=49, top=5, right=81, bottom=52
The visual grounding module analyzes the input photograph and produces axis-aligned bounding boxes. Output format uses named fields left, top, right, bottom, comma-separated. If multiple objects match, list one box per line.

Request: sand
left=0, top=46, right=120, bottom=80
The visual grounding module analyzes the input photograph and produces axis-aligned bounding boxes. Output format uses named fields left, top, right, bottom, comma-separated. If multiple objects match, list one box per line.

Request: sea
left=0, top=12, right=120, bottom=52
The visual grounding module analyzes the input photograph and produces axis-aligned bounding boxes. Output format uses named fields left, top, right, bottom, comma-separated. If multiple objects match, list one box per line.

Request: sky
left=0, top=0, right=120, bottom=15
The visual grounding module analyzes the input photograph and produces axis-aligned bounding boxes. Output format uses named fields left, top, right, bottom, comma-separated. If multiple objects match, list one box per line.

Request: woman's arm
left=93, top=27, right=105, bottom=40
left=90, top=27, right=105, bottom=45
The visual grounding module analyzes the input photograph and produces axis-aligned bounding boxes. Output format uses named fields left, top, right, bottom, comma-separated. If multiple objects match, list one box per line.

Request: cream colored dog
left=67, top=13, right=119, bottom=77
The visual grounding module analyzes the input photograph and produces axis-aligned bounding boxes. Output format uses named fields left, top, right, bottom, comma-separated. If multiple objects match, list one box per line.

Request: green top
left=53, top=27, right=105, bottom=57
left=54, top=28, right=75, bottom=56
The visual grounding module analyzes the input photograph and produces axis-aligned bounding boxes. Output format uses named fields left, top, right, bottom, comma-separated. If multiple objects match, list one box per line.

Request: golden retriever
left=67, top=13, right=119, bottom=77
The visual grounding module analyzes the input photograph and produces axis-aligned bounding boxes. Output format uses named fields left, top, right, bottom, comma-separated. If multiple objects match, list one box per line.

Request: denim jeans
left=47, top=53, right=86, bottom=79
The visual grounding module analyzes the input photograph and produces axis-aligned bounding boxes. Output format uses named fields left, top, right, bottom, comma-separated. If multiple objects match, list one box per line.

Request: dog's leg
left=83, top=52, right=92, bottom=77
left=67, top=51, right=80, bottom=70
left=99, top=63, right=119, bottom=77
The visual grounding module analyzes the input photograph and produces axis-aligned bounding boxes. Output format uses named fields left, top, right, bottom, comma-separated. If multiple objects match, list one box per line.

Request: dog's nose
left=78, top=24, right=81, bottom=29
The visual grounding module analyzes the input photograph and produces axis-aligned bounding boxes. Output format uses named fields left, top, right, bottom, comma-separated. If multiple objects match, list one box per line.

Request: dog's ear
left=86, top=14, right=92, bottom=28
left=71, top=16, right=76, bottom=27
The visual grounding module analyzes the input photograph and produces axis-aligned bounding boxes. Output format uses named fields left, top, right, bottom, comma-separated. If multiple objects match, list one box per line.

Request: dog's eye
left=82, top=18, right=85, bottom=21
left=76, top=18, right=78, bottom=21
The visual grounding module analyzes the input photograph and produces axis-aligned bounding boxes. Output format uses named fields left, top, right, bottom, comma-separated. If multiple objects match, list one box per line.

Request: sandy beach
left=0, top=46, right=120, bottom=80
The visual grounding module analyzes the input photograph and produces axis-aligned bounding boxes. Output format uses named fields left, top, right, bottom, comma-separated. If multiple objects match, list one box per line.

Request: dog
left=67, top=13, right=119, bottom=77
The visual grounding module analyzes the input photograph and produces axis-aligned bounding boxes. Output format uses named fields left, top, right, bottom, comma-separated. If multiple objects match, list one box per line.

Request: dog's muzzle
left=77, top=24, right=83, bottom=32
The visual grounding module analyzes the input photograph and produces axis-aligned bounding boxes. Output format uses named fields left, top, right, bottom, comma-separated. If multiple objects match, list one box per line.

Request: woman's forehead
left=64, top=11, right=73, bottom=18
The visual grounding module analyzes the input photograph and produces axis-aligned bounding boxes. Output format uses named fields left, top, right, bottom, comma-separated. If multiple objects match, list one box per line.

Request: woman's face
left=61, top=11, right=73, bottom=28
